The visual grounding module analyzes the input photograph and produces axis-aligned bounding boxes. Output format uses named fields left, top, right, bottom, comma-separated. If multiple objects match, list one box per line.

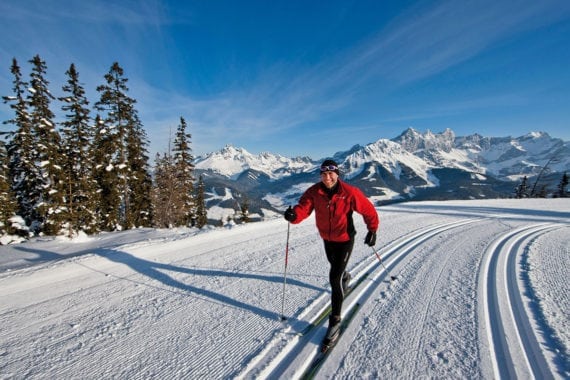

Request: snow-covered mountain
left=195, top=145, right=315, bottom=180
left=393, top=128, right=569, bottom=181
left=194, top=128, right=569, bottom=222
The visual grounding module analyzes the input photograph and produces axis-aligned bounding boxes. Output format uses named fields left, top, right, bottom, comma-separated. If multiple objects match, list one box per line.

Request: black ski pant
left=324, top=238, right=354, bottom=318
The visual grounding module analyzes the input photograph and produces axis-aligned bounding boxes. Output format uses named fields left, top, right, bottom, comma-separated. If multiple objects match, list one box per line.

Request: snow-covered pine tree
left=125, top=114, right=153, bottom=228
left=27, top=55, right=66, bottom=235
left=172, top=116, right=195, bottom=226
left=59, top=63, right=100, bottom=235
left=3, top=58, right=39, bottom=229
left=95, top=63, right=128, bottom=230
left=92, top=114, right=121, bottom=230
left=0, top=136, right=20, bottom=238
left=95, top=62, right=152, bottom=230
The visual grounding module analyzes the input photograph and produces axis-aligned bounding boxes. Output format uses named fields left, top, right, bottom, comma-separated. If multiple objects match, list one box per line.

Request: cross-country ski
left=301, top=303, right=362, bottom=379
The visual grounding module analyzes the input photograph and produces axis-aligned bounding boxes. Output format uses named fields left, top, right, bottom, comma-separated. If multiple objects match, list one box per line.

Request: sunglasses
left=320, top=165, right=338, bottom=172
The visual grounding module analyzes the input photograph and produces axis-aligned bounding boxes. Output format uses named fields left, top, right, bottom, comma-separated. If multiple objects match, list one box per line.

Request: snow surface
left=1, top=199, right=569, bottom=379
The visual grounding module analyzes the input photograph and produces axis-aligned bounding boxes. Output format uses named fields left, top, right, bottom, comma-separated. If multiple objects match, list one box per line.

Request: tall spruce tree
left=59, top=63, right=100, bottom=235
left=95, top=62, right=152, bottom=230
left=125, top=114, right=153, bottom=228
left=172, top=116, right=195, bottom=226
left=94, top=63, right=128, bottom=230
left=0, top=137, right=19, bottom=237
left=92, top=114, right=121, bottom=230
left=2, top=58, right=39, bottom=228
left=27, top=55, right=66, bottom=235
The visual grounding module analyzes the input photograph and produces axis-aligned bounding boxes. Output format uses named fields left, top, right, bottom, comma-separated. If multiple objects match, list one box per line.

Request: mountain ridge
left=194, top=128, right=569, bottom=222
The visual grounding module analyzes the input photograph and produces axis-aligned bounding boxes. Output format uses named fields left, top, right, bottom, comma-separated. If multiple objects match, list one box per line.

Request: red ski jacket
left=290, top=180, right=379, bottom=242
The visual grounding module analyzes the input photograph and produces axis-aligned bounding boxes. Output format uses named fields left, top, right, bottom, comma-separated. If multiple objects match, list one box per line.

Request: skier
left=284, top=159, right=379, bottom=346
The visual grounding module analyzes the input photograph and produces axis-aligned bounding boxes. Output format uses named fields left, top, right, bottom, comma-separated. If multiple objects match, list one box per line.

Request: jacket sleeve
left=291, top=187, right=315, bottom=224
left=352, top=187, right=379, bottom=232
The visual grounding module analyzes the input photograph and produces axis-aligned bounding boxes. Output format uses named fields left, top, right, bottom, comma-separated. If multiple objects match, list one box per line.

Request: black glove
left=284, top=206, right=296, bottom=222
left=364, top=231, right=376, bottom=246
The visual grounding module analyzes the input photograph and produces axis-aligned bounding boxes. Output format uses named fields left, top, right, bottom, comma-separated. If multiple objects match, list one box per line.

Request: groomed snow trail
left=0, top=199, right=568, bottom=379
left=480, top=223, right=562, bottom=379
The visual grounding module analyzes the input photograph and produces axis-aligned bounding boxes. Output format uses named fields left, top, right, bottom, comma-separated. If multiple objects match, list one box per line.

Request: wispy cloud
left=342, top=0, right=570, bottom=85
left=145, top=0, right=570, bottom=153
left=0, top=0, right=182, bottom=25
left=0, top=0, right=186, bottom=80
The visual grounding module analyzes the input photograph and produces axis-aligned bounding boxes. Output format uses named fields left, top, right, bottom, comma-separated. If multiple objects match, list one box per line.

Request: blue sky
left=1, top=0, right=569, bottom=159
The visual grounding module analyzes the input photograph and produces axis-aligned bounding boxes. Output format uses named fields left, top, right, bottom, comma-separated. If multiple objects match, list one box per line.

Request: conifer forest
left=1, top=55, right=206, bottom=242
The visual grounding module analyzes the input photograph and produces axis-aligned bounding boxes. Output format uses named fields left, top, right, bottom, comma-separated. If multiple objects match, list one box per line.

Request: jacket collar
left=319, top=179, right=343, bottom=197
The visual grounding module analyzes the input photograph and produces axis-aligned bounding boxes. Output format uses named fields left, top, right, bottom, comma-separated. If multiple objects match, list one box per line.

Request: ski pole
left=371, top=246, right=397, bottom=283
left=280, top=222, right=291, bottom=321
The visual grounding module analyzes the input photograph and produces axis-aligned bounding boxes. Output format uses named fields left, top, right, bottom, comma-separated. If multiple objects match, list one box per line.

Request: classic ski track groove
left=297, top=217, right=483, bottom=379
left=239, top=217, right=483, bottom=379
left=480, top=222, right=563, bottom=379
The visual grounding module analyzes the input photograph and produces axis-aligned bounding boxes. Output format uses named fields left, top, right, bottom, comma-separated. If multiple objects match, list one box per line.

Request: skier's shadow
left=14, top=246, right=322, bottom=321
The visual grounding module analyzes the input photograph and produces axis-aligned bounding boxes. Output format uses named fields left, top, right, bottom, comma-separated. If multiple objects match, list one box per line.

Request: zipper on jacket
left=327, top=198, right=335, bottom=240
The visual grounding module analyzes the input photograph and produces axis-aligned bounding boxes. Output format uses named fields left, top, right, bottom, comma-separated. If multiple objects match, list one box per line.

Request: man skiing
left=284, top=159, right=379, bottom=347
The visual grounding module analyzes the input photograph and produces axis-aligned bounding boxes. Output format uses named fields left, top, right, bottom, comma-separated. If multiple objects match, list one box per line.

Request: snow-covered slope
left=1, top=199, right=568, bottom=378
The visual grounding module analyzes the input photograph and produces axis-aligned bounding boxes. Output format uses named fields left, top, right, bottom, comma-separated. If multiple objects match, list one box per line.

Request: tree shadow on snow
left=13, top=245, right=322, bottom=321
left=15, top=245, right=85, bottom=265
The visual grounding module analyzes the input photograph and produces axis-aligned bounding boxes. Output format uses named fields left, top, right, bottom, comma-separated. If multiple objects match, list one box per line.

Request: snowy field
left=0, top=198, right=569, bottom=379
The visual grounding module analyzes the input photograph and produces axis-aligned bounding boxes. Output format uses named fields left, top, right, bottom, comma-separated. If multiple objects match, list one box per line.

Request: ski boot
left=322, top=315, right=341, bottom=352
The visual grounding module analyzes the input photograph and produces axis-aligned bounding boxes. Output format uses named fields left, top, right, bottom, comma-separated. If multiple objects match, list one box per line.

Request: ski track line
left=506, top=225, right=567, bottom=380
left=480, top=222, right=563, bottom=379
left=294, top=217, right=485, bottom=379
left=522, top=227, right=570, bottom=377
left=239, top=217, right=483, bottom=379
left=332, top=218, right=490, bottom=379
left=332, top=217, right=483, bottom=380
left=237, top=220, right=454, bottom=378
